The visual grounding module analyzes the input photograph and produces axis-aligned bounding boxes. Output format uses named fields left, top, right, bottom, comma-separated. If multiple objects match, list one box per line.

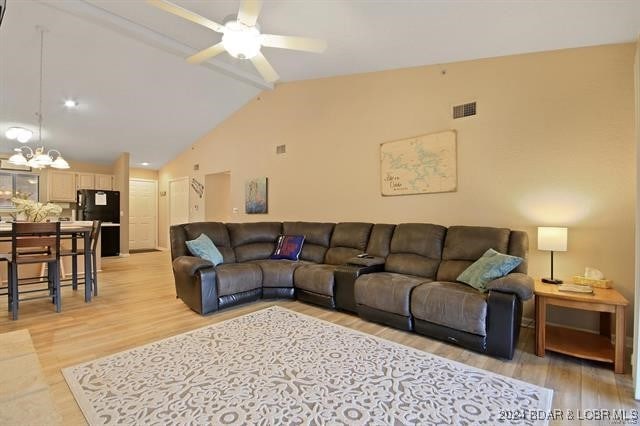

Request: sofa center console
left=335, top=256, right=385, bottom=313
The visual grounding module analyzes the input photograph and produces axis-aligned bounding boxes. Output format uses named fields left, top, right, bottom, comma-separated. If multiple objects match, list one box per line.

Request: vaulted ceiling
left=1, top=0, right=639, bottom=168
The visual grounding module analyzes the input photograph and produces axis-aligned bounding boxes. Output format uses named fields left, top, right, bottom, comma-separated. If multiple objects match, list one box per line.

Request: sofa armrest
left=172, top=256, right=214, bottom=276
left=172, top=256, right=219, bottom=315
left=486, top=273, right=533, bottom=301
left=346, top=256, right=385, bottom=267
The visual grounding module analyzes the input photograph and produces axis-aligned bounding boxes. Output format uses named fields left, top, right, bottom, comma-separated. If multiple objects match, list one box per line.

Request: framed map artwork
left=380, top=130, right=457, bottom=196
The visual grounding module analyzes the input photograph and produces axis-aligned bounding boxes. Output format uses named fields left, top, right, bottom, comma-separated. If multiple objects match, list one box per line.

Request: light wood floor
left=1, top=251, right=639, bottom=425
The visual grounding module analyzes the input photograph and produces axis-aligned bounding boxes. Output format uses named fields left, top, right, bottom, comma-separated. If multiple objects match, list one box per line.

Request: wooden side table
left=534, top=280, right=629, bottom=374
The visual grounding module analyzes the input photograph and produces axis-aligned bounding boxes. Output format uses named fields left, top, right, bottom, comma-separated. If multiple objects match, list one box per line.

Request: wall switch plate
left=232, top=207, right=239, bottom=214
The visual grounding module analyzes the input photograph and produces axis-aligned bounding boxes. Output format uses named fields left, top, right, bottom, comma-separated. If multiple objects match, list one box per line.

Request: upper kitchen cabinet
left=48, top=171, right=76, bottom=202
left=95, top=174, right=114, bottom=190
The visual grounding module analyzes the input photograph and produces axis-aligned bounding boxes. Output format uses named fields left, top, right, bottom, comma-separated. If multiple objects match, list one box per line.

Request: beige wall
left=205, top=172, right=231, bottom=222
left=130, top=167, right=158, bottom=181
left=113, top=153, right=130, bottom=254
left=159, top=44, right=636, bottom=336
left=633, top=39, right=639, bottom=394
left=65, top=160, right=113, bottom=174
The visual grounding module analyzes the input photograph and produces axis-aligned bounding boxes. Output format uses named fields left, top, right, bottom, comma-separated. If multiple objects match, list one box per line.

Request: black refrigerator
left=76, top=189, right=120, bottom=256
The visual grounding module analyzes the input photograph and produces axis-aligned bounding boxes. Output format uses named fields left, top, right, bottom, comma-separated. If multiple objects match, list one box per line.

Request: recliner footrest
left=357, top=304, right=413, bottom=331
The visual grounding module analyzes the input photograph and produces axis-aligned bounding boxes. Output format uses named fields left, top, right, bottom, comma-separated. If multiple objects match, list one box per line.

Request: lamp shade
left=537, top=227, right=568, bottom=252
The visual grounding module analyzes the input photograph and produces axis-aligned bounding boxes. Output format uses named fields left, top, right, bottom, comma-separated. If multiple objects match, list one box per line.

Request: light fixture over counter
left=9, top=27, right=69, bottom=170
left=9, top=146, right=68, bottom=169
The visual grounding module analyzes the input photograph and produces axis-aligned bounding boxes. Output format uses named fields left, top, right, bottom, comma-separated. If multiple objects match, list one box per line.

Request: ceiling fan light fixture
left=6, top=127, right=33, bottom=143
left=222, top=21, right=261, bottom=59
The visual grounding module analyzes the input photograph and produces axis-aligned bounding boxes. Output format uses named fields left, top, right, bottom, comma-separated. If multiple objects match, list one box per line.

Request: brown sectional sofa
left=170, top=221, right=533, bottom=359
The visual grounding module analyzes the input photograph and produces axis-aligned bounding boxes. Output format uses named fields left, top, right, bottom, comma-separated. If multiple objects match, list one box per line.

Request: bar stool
left=60, top=220, right=101, bottom=296
left=7, top=222, right=61, bottom=320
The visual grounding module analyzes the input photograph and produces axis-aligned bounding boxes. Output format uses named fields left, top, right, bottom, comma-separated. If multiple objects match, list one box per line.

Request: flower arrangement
left=12, top=197, right=62, bottom=222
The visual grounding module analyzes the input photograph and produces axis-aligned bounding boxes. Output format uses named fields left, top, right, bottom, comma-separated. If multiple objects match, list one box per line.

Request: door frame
left=129, top=178, right=159, bottom=250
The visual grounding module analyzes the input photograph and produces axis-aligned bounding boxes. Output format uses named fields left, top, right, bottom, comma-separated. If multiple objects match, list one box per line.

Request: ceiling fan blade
left=147, top=0, right=224, bottom=33
left=187, top=42, right=226, bottom=64
left=261, top=34, right=327, bottom=53
left=250, top=52, right=279, bottom=83
left=237, top=0, right=262, bottom=27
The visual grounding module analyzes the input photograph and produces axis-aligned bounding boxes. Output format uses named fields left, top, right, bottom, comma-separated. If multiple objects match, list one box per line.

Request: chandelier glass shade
left=9, top=146, right=69, bottom=169
left=8, top=27, right=69, bottom=169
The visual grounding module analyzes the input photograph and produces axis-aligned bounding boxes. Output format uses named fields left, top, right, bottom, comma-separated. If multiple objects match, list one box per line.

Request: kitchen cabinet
left=76, top=173, right=95, bottom=190
left=48, top=171, right=76, bottom=202
left=95, top=174, right=114, bottom=190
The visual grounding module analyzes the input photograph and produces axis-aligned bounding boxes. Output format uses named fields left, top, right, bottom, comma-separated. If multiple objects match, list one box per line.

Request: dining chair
left=60, top=220, right=101, bottom=296
left=7, top=221, right=61, bottom=320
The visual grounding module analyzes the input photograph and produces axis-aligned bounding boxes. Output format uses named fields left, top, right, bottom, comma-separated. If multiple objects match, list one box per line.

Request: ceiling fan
left=147, top=0, right=327, bottom=83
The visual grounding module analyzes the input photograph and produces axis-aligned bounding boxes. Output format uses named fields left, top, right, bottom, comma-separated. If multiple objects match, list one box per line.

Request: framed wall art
left=245, top=177, right=268, bottom=214
left=380, top=130, right=457, bottom=196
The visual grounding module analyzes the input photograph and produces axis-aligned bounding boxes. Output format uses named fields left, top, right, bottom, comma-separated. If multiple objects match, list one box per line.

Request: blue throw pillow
left=185, top=233, right=223, bottom=266
left=457, top=248, right=523, bottom=292
left=271, top=235, right=305, bottom=261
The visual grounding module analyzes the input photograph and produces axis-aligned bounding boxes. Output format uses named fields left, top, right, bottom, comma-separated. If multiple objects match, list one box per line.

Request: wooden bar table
left=534, top=280, right=629, bottom=373
left=0, top=221, right=94, bottom=303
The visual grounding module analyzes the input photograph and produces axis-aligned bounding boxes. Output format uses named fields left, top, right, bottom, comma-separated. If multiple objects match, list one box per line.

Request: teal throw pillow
left=457, top=248, right=523, bottom=292
left=185, top=233, right=223, bottom=266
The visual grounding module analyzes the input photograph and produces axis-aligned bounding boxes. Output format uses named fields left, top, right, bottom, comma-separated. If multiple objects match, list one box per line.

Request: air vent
left=276, top=144, right=286, bottom=155
left=453, top=102, right=476, bottom=119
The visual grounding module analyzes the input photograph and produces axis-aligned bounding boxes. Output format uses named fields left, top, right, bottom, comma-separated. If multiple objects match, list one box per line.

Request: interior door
left=129, top=179, right=157, bottom=250
left=169, top=177, right=189, bottom=226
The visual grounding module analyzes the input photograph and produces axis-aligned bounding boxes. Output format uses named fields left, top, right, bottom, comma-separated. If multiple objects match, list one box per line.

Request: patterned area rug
left=63, top=307, right=552, bottom=425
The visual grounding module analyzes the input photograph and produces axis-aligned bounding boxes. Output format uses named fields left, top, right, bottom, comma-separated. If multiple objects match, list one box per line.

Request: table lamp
left=537, top=226, right=568, bottom=284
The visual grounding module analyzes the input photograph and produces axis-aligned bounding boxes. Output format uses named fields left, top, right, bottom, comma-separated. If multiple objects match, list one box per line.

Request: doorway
left=169, top=177, right=190, bottom=249
left=169, top=177, right=190, bottom=228
left=129, top=179, right=158, bottom=251
left=205, top=171, right=231, bottom=222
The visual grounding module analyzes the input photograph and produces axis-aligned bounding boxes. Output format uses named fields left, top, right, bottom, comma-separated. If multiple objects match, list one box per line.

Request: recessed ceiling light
left=64, top=99, right=78, bottom=108
left=140, top=162, right=150, bottom=166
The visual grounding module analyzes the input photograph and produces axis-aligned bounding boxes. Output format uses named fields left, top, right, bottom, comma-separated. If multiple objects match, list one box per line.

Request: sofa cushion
left=411, top=281, right=488, bottom=336
left=170, top=224, right=189, bottom=259
left=442, top=226, right=511, bottom=261
left=185, top=233, right=223, bottom=266
left=457, top=249, right=523, bottom=291
left=365, top=224, right=395, bottom=258
left=437, top=226, right=512, bottom=282
left=183, top=222, right=236, bottom=263
left=435, top=260, right=473, bottom=282
left=385, top=223, right=447, bottom=279
left=508, top=230, right=529, bottom=274
left=227, top=222, right=282, bottom=262
left=294, top=264, right=337, bottom=296
left=283, top=222, right=334, bottom=263
left=215, top=263, right=262, bottom=297
left=323, top=222, right=373, bottom=265
left=251, top=259, right=307, bottom=288
left=355, top=272, right=431, bottom=317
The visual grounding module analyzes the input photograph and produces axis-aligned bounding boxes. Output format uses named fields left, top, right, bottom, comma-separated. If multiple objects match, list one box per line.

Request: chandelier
left=9, top=27, right=69, bottom=169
